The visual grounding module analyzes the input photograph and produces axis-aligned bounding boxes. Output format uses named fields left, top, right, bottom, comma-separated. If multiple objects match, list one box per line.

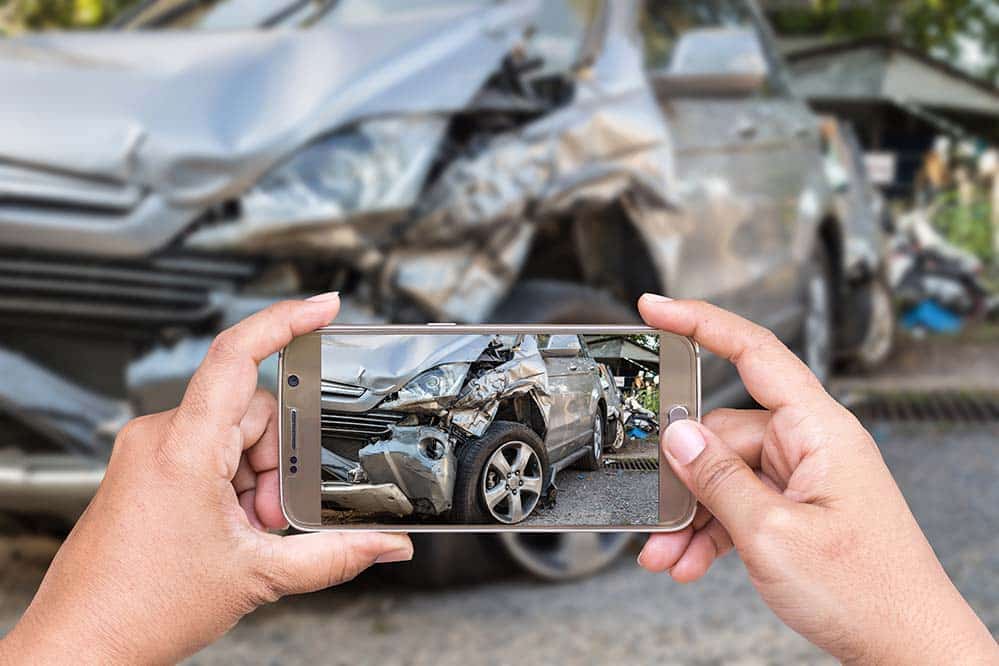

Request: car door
left=539, top=334, right=594, bottom=459
left=639, top=0, right=799, bottom=389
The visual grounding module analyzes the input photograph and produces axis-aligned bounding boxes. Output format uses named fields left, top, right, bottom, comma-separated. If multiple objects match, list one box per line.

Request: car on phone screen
left=320, top=333, right=604, bottom=524
left=0, top=0, right=888, bottom=581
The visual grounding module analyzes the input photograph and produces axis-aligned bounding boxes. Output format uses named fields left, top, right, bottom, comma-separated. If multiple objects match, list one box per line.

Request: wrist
left=1, top=608, right=131, bottom=665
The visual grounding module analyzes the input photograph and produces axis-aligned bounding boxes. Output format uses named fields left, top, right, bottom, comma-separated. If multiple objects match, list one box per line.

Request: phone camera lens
left=290, top=456, right=298, bottom=464
left=289, top=465, right=298, bottom=474
left=287, top=374, right=300, bottom=387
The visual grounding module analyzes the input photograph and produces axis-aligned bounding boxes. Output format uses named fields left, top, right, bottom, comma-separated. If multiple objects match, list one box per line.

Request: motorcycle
left=621, top=396, right=660, bottom=445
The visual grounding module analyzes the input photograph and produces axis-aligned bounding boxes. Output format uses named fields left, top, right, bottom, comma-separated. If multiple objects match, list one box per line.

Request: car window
left=543, top=335, right=583, bottom=354
left=640, top=1, right=765, bottom=69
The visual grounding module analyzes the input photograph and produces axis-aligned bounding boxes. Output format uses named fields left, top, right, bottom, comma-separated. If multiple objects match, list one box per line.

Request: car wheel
left=576, top=411, right=604, bottom=471
left=608, top=417, right=624, bottom=450
left=490, top=279, right=641, bottom=324
left=488, top=280, right=639, bottom=579
left=801, top=245, right=834, bottom=385
left=497, top=532, right=635, bottom=581
left=450, top=422, right=549, bottom=525
left=854, top=277, right=895, bottom=371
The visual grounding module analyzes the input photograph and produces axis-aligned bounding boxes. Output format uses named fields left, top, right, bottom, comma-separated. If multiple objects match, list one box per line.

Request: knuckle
left=208, top=329, right=239, bottom=362
left=746, top=504, right=796, bottom=552
left=693, top=455, right=745, bottom=503
left=702, top=408, right=735, bottom=431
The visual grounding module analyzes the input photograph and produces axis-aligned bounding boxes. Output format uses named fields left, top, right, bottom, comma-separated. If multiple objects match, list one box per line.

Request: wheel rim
left=859, top=282, right=894, bottom=365
left=481, top=440, right=542, bottom=524
left=498, top=532, right=634, bottom=581
left=805, top=270, right=832, bottom=383
left=592, top=414, right=603, bottom=459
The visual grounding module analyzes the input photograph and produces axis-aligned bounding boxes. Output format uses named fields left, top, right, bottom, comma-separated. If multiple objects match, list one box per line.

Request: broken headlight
left=241, top=116, right=446, bottom=221
left=381, top=363, right=469, bottom=411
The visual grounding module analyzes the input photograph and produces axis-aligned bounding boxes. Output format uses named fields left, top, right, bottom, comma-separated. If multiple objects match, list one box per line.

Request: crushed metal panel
left=358, top=425, right=456, bottom=515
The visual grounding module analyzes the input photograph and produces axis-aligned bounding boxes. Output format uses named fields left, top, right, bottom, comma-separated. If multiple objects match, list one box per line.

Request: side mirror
left=652, top=27, right=769, bottom=97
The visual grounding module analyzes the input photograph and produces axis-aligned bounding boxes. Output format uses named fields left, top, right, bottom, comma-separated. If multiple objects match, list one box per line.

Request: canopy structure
left=784, top=37, right=999, bottom=196
left=584, top=335, right=659, bottom=377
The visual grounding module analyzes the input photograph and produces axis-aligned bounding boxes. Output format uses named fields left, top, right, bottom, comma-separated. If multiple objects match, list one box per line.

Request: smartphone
left=279, top=325, right=698, bottom=532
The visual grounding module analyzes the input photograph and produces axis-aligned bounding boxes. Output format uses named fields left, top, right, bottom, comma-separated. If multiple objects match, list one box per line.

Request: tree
left=764, top=0, right=999, bottom=84
left=0, top=0, right=139, bottom=35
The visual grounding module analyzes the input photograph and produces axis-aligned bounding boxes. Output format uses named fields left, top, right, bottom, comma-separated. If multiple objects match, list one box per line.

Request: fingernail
left=375, top=547, right=413, bottom=564
left=636, top=550, right=648, bottom=568
left=306, top=291, right=339, bottom=303
left=665, top=420, right=705, bottom=465
left=641, top=293, right=673, bottom=303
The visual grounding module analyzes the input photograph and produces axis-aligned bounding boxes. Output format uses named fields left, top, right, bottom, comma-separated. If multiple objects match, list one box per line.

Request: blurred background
left=0, top=1, right=996, bottom=662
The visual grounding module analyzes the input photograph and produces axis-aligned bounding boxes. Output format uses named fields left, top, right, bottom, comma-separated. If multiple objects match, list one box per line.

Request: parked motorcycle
left=890, top=206, right=994, bottom=324
left=621, top=396, right=659, bottom=446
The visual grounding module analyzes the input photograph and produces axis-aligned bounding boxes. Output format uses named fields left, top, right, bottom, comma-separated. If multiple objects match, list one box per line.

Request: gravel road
left=2, top=420, right=995, bottom=664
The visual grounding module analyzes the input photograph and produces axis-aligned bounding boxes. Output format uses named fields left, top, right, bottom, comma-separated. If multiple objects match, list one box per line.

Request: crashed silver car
left=320, top=334, right=603, bottom=524
left=0, top=0, right=888, bottom=579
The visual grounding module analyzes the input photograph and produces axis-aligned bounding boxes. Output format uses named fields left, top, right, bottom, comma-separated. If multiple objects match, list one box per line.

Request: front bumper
left=323, top=424, right=457, bottom=516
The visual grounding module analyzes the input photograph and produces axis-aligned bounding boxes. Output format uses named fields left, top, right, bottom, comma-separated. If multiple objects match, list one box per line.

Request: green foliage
left=931, top=189, right=994, bottom=263
left=0, top=0, right=139, bottom=34
left=766, top=0, right=999, bottom=83
left=635, top=385, right=659, bottom=415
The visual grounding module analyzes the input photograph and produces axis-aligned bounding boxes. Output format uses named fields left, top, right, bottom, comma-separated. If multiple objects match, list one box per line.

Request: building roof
left=785, top=37, right=999, bottom=117
left=585, top=336, right=659, bottom=364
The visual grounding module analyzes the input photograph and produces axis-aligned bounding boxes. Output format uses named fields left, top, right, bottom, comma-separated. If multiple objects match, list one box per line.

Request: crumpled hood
left=0, top=1, right=532, bottom=205
left=321, top=334, right=495, bottom=395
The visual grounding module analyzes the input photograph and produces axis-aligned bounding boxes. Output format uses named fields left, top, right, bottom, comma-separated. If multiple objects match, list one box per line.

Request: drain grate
left=604, top=456, right=659, bottom=471
left=849, top=391, right=999, bottom=423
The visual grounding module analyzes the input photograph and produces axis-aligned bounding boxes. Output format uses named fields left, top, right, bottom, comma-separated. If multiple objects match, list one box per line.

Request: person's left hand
left=2, top=295, right=412, bottom=664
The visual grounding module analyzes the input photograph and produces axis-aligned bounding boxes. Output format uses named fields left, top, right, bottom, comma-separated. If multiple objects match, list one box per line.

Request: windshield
left=116, top=0, right=495, bottom=31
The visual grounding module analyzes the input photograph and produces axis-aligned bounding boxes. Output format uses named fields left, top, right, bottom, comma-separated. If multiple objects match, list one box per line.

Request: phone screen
left=280, top=328, right=697, bottom=531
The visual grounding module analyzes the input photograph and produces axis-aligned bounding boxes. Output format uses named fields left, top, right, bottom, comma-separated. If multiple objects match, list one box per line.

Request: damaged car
left=320, top=333, right=604, bottom=524
left=0, top=0, right=888, bottom=578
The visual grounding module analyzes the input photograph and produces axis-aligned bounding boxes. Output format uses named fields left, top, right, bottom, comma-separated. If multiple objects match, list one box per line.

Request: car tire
left=800, top=244, right=834, bottom=385
left=490, top=279, right=641, bottom=324
left=853, top=276, right=895, bottom=372
left=450, top=421, right=550, bottom=525
left=576, top=410, right=604, bottom=471
left=608, top=417, right=624, bottom=450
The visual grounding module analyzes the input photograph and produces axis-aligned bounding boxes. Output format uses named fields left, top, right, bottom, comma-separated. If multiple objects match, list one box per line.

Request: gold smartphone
left=279, top=325, right=698, bottom=532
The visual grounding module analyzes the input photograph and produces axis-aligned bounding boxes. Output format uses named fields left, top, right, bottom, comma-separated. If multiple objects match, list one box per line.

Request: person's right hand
left=636, top=295, right=997, bottom=664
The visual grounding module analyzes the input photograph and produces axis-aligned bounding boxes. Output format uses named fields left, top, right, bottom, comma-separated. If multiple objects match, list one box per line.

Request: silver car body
left=319, top=333, right=600, bottom=516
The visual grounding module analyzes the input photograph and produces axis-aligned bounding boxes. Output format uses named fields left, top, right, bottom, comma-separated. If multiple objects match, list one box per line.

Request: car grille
left=321, top=409, right=405, bottom=442
left=0, top=253, right=255, bottom=331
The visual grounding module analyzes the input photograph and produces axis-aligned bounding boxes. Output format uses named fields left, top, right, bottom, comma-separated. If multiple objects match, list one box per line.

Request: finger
left=180, top=296, right=340, bottom=432
left=232, top=455, right=256, bottom=496
left=238, top=488, right=263, bottom=530
left=262, top=532, right=413, bottom=597
left=638, top=295, right=826, bottom=411
left=662, top=419, right=787, bottom=545
left=240, top=390, right=277, bottom=454
left=638, top=528, right=692, bottom=573
left=702, top=408, right=769, bottom=469
left=691, top=503, right=712, bottom=531
left=244, top=392, right=279, bottom=475
left=669, top=519, right=732, bottom=583
left=253, top=469, right=287, bottom=530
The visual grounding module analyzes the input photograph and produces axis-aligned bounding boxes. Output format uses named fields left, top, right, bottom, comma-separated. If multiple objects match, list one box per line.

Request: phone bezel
left=279, top=324, right=699, bottom=532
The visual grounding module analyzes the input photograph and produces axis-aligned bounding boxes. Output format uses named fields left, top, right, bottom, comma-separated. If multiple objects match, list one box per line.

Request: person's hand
left=636, top=295, right=996, bottom=664
left=1, top=295, right=412, bottom=664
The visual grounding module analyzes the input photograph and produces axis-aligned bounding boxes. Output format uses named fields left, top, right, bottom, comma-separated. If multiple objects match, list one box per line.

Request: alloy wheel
left=804, top=270, right=832, bottom=384
left=481, top=440, right=543, bottom=524
left=592, top=414, right=603, bottom=460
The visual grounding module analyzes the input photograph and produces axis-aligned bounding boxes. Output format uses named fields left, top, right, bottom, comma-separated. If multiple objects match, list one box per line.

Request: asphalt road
left=2, top=420, right=994, bottom=664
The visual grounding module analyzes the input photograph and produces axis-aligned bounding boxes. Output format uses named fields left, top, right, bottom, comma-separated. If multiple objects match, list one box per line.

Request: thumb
left=663, top=420, right=783, bottom=544
left=262, top=531, right=413, bottom=597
